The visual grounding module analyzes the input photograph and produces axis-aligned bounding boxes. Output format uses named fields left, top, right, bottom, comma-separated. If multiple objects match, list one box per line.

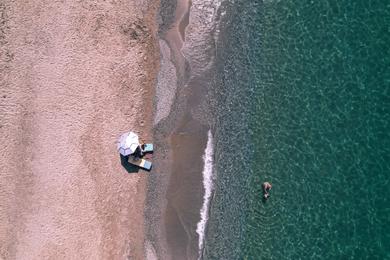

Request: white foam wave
left=196, top=130, right=214, bottom=259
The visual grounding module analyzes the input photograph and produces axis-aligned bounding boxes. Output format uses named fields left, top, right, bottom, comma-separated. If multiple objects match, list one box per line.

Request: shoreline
left=0, top=1, right=159, bottom=259
left=146, top=0, right=205, bottom=259
left=146, top=0, right=223, bottom=259
left=145, top=0, right=193, bottom=257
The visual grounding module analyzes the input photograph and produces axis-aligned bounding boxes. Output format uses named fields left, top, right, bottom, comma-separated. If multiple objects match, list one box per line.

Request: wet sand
left=165, top=116, right=207, bottom=259
left=0, top=1, right=159, bottom=259
left=145, top=0, right=212, bottom=259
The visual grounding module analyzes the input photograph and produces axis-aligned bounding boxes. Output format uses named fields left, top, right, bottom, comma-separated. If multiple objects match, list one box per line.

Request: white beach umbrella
left=117, top=131, right=140, bottom=156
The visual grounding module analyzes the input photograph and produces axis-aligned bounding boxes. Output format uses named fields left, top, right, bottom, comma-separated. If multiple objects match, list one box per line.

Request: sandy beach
left=0, top=1, right=158, bottom=259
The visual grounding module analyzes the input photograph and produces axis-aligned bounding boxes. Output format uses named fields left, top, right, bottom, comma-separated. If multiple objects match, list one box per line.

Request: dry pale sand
left=0, top=1, right=159, bottom=259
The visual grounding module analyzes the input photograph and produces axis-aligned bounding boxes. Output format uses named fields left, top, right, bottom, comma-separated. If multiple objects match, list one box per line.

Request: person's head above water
left=263, top=182, right=272, bottom=191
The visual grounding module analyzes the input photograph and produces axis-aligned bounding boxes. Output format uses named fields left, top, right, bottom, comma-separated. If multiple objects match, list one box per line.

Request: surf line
left=196, top=130, right=215, bottom=259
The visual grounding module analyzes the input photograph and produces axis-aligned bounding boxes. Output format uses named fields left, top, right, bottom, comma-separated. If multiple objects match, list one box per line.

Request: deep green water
left=205, top=1, right=389, bottom=259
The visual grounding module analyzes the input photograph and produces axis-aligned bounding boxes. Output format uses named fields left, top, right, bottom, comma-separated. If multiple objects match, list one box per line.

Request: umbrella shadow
left=120, top=154, right=140, bottom=174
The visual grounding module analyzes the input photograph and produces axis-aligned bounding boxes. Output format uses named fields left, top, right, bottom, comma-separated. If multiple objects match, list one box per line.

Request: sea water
left=203, top=0, right=389, bottom=259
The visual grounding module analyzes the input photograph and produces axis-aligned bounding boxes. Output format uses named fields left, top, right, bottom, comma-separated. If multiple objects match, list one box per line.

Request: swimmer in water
left=263, top=182, right=272, bottom=192
left=262, top=182, right=272, bottom=200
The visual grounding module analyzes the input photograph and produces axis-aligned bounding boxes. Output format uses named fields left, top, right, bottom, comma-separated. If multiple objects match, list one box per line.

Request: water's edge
left=196, top=131, right=215, bottom=259
left=144, top=0, right=214, bottom=259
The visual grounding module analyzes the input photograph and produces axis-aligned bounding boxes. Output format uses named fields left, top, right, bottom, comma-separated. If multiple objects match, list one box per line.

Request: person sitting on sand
left=133, top=145, right=144, bottom=160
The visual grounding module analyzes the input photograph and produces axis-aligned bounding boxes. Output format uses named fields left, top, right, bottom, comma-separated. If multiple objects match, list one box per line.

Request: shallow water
left=204, top=0, right=389, bottom=259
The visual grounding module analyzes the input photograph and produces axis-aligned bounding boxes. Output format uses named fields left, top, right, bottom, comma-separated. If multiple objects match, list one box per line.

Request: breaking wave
left=196, top=130, right=214, bottom=259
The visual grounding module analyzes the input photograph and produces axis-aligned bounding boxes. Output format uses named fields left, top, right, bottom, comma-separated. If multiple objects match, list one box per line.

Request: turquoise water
left=205, top=1, right=389, bottom=259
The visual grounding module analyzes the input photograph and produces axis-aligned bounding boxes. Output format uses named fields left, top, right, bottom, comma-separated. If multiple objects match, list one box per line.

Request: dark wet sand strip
left=149, top=0, right=209, bottom=259
left=165, top=114, right=207, bottom=259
